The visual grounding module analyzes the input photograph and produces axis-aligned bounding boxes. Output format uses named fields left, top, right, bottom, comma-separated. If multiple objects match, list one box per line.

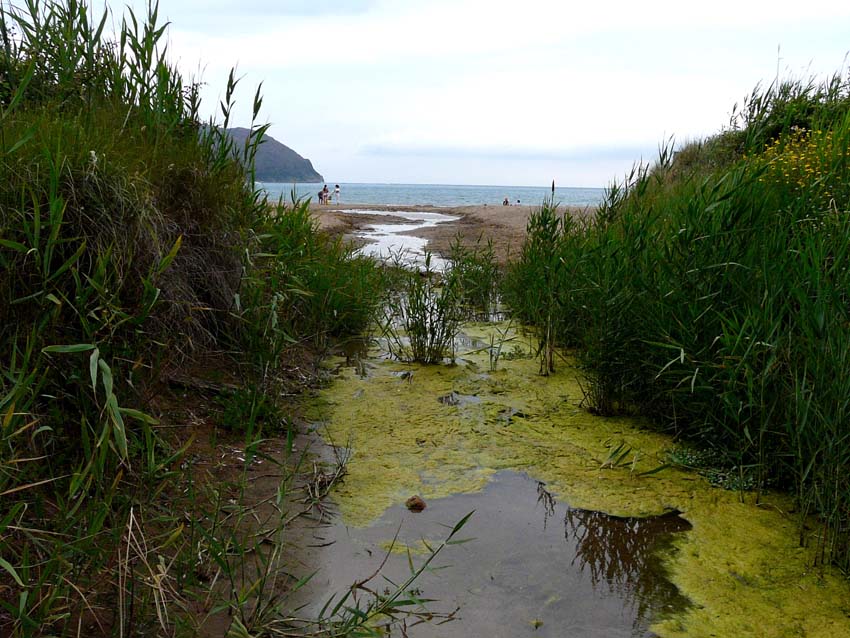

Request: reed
left=505, top=72, right=850, bottom=572
left=0, top=1, right=386, bottom=633
left=382, top=253, right=464, bottom=364
left=447, top=233, right=501, bottom=320
left=502, top=198, right=592, bottom=375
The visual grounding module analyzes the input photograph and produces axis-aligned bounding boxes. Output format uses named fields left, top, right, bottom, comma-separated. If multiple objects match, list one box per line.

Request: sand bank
left=308, top=202, right=594, bottom=263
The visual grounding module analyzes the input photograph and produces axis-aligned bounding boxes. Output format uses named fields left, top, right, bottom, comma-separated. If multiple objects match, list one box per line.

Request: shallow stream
left=339, top=208, right=457, bottom=269
left=298, top=323, right=850, bottom=637
left=293, top=196, right=850, bottom=638
left=297, top=468, right=690, bottom=637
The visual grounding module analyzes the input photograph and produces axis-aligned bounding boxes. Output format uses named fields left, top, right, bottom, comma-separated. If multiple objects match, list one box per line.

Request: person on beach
left=516, top=199, right=521, bottom=206
left=503, top=196, right=510, bottom=206
left=334, top=184, right=340, bottom=204
left=317, top=188, right=324, bottom=204
left=322, top=184, right=329, bottom=204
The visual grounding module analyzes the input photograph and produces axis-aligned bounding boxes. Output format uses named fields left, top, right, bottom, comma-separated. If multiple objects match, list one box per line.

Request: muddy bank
left=300, top=323, right=850, bottom=638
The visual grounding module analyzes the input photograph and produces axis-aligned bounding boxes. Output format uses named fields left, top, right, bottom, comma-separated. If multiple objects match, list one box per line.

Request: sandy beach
left=309, top=202, right=594, bottom=263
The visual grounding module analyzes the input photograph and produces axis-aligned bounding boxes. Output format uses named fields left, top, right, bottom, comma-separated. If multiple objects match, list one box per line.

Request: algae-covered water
left=298, top=470, right=690, bottom=637
left=302, top=324, right=850, bottom=637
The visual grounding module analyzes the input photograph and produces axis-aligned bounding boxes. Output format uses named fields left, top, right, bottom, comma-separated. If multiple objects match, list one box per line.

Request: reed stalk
left=504, top=72, right=850, bottom=572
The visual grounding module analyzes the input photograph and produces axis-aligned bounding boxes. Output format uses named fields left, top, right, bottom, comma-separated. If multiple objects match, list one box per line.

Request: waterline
left=260, top=182, right=604, bottom=208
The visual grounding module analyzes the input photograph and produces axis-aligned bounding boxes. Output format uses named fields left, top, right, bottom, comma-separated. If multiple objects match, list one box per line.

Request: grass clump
left=383, top=233, right=503, bottom=366
left=0, top=1, right=385, bottom=634
left=504, top=71, right=850, bottom=573
left=382, top=253, right=464, bottom=364
left=447, top=233, right=500, bottom=319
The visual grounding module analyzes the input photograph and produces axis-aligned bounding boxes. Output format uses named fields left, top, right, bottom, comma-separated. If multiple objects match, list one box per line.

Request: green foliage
left=667, top=446, right=760, bottom=491
left=448, top=233, right=500, bottom=319
left=667, top=130, right=747, bottom=179
left=734, top=73, right=850, bottom=154
left=666, top=73, right=850, bottom=182
left=502, top=198, right=592, bottom=375
left=241, top=196, right=383, bottom=355
left=382, top=253, right=464, bottom=364
left=505, top=72, right=850, bottom=572
left=215, top=387, right=283, bottom=433
left=0, top=1, right=384, bottom=634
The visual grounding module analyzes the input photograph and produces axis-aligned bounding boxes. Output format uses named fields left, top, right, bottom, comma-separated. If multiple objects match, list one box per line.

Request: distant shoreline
left=261, top=182, right=605, bottom=209
left=260, top=180, right=605, bottom=189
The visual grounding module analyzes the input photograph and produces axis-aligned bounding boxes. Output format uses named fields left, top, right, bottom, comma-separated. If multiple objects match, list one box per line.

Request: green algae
left=378, top=539, right=431, bottom=556
left=312, top=322, right=850, bottom=638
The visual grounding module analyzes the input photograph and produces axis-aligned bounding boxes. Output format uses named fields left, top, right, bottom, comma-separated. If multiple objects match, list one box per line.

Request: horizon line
left=259, top=180, right=608, bottom=189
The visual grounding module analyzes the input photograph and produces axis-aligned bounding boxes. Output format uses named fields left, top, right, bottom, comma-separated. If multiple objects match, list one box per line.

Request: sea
left=259, top=182, right=605, bottom=208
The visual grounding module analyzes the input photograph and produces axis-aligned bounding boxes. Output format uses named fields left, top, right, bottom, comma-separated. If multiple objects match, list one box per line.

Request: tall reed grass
left=382, top=253, right=463, bottom=364
left=0, top=1, right=385, bottom=634
left=504, top=72, right=850, bottom=572
left=447, top=233, right=501, bottom=320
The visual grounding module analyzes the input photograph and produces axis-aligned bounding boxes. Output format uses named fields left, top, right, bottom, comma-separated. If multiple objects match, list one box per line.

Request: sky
left=115, top=0, right=849, bottom=187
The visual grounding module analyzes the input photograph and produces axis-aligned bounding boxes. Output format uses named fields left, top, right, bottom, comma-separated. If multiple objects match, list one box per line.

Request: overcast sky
left=117, top=0, right=849, bottom=187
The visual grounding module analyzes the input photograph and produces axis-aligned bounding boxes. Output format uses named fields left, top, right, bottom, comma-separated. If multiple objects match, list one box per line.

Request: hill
left=228, top=127, right=324, bottom=183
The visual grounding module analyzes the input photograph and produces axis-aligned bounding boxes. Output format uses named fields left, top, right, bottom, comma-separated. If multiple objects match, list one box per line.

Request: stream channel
left=292, top=210, right=850, bottom=637
left=344, top=208, right=457, bottom=270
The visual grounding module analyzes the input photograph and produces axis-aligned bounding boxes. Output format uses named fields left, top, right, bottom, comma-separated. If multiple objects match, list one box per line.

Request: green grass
left=0, top=1, right=387, bottom=634
left=504, top=72, right=850, bottom=572
left=381, top=252, right=464, bottom=364
left=242, top=196, right=384, bottom=352
left=447, top=233, right=501, bottom=320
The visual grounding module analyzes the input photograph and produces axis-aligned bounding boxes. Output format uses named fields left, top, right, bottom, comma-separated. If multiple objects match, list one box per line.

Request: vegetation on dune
left=0, top=1, right=387, bottom=634
left=503, top=71, right=850, bottom=572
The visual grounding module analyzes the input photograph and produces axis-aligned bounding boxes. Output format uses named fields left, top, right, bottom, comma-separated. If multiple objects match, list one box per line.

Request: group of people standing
left=318, top=184, right=340, bottom=204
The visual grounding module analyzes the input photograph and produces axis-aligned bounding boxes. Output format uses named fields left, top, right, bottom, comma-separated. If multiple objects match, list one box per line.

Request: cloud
left=148, top=0, right=377, bottom=23
left=108, top=0, right=850, bottom=186
left=359, top=143, right=658, bottom=163
left=158, top=0, right=850, bottom=71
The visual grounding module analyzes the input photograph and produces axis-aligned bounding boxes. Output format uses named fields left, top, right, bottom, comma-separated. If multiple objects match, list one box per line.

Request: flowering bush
left=756, top=127, right=849, bottom=211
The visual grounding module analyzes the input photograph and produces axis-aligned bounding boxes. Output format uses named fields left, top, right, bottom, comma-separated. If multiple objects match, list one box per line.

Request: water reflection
left=533, top=472, right=690, bottom=631
left=536, top=480, right=557, bottom=525
left=564, top=506, right=692, bottom=634
left=295, top=471, right=692, bottom=638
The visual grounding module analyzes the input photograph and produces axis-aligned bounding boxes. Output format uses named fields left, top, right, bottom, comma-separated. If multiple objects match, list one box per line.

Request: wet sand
left=309, top=202, right=594, bottom=263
